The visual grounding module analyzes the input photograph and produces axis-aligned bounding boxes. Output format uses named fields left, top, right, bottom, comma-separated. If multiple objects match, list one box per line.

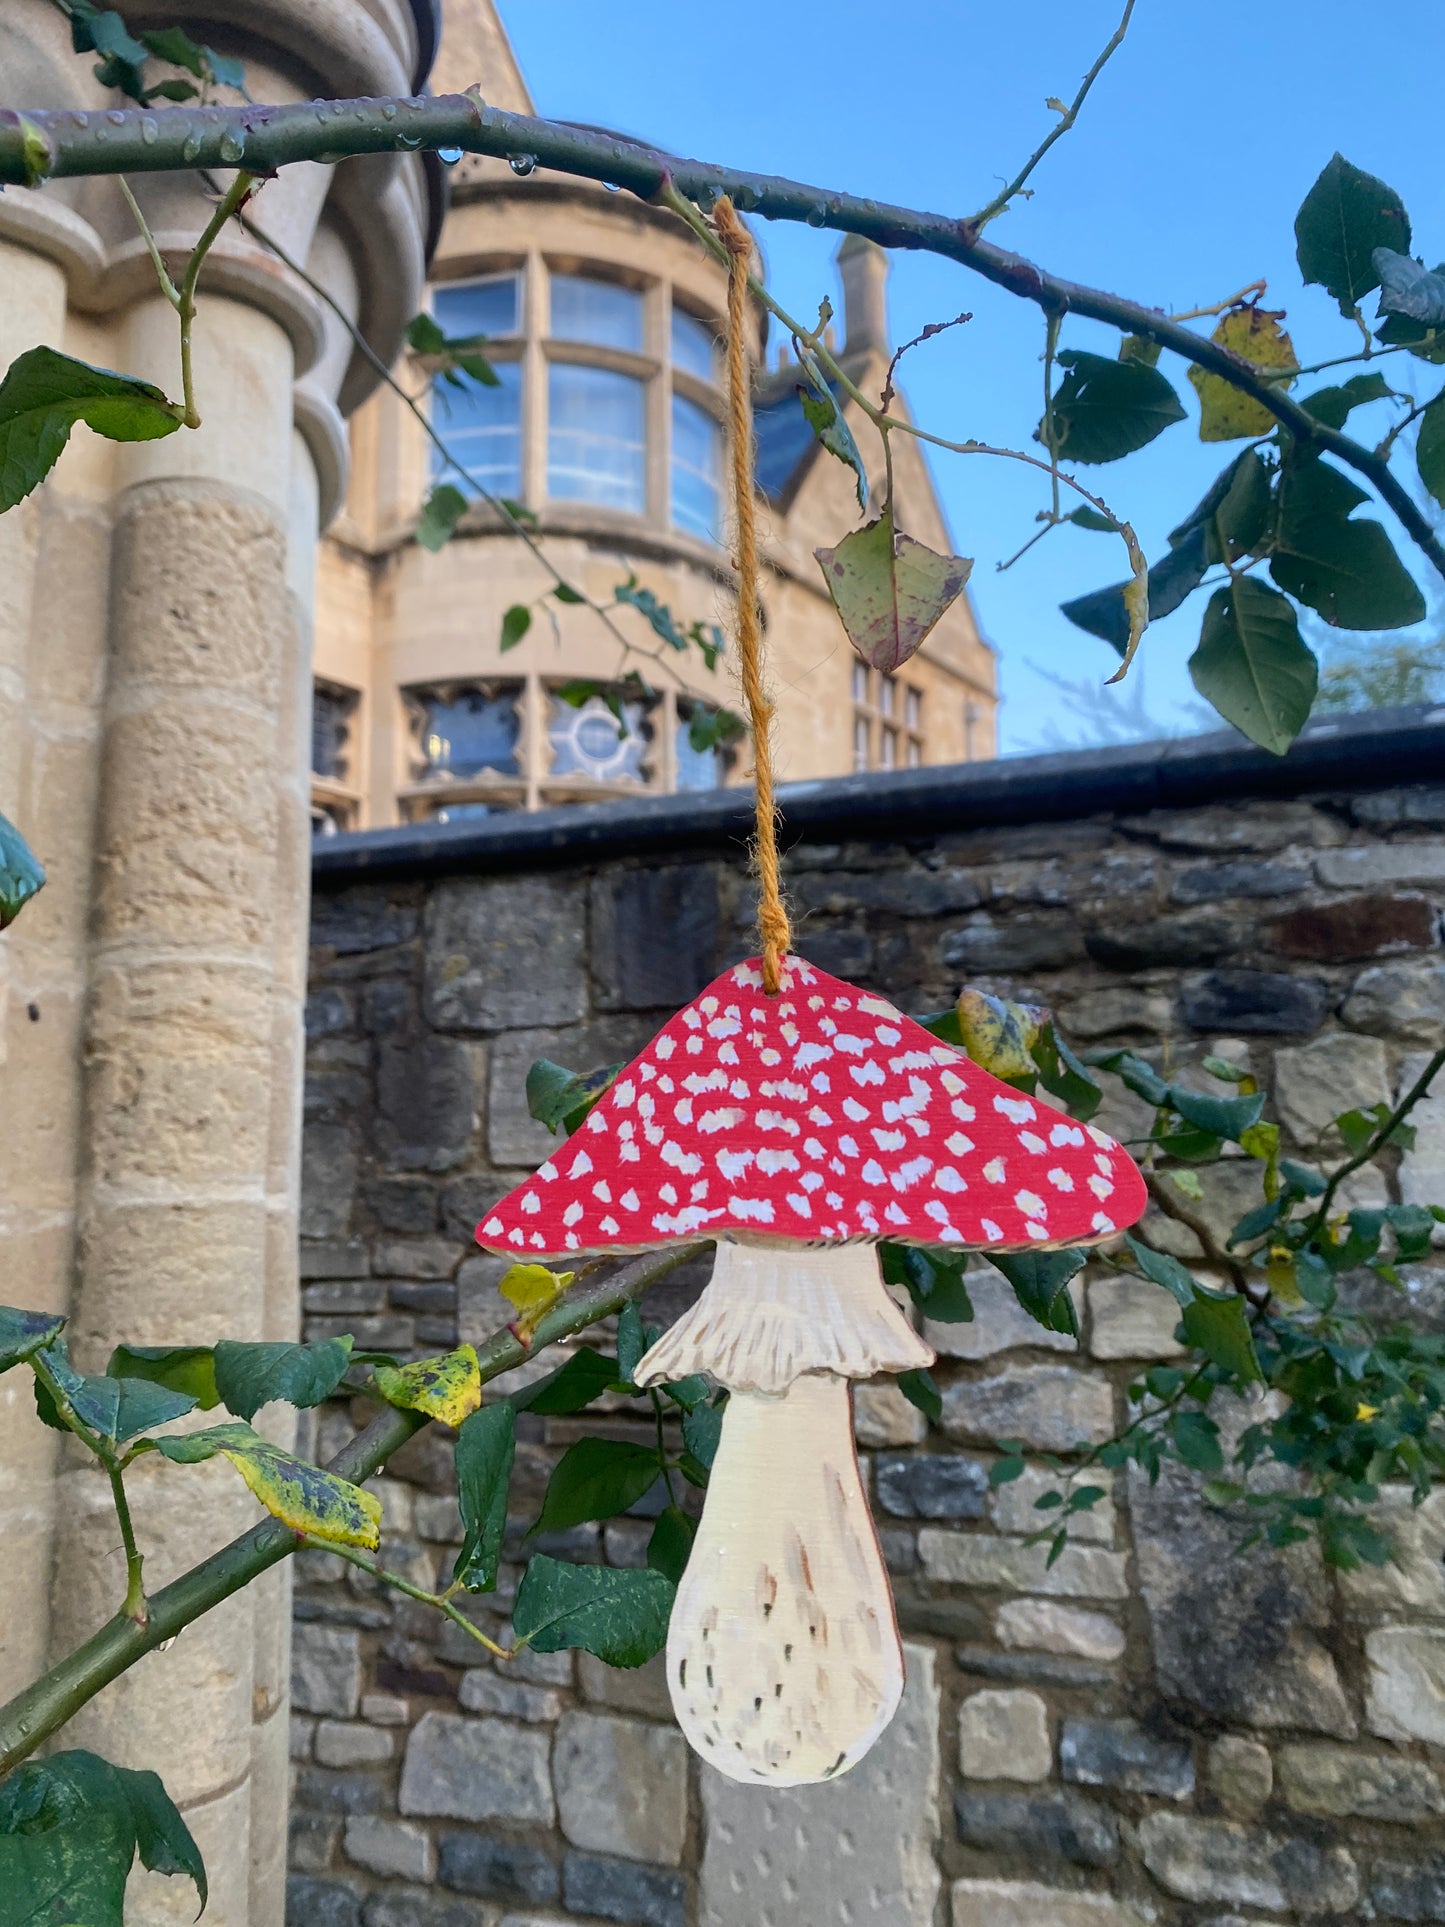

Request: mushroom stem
left=667, top=1372, right=903, bottom=1786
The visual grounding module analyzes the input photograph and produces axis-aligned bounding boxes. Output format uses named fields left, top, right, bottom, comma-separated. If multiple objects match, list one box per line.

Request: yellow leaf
left=954, top=988, right=1045, bottom=1081
left=374, top=1344, right=483, bottom=1430
left=157, top=1421, right=381, bottom=1549
left=1355, top=1402, right=1380, bottom=1422
left=1188, top=305, right=1297, bottom=442
left=499, top=1263, right=575, bottom=1343
left=1266, top=1245, right=1302, bottom=1305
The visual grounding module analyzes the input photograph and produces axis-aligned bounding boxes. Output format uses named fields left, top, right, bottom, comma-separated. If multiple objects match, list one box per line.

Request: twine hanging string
left=715, top=195, right=792, bottom=995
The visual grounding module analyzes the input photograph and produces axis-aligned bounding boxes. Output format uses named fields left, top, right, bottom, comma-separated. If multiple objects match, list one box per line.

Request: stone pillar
left=51, top=286, right=299, bottom=1927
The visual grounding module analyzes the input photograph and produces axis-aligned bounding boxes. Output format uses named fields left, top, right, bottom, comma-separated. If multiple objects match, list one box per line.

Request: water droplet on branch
left=507, top=152, right=536, bottom=176
left=438, top=147, right=463, bottom=166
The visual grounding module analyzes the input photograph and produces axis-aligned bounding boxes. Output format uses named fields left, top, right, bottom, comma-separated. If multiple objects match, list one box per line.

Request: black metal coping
left=311, top=703, right=1445, bottom=889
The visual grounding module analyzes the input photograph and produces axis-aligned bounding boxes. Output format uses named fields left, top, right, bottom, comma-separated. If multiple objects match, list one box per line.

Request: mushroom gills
left=667, top=1373, right=904, bottom=1786
left=634, top=1240, right=932, bottom=1394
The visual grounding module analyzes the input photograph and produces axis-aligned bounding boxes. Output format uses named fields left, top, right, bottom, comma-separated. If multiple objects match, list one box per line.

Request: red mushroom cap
left=477, top=954, right=1147, bottom=1259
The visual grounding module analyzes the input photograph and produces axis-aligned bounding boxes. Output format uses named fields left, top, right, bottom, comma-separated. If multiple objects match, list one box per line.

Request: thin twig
left=1143, top=1171, right=1251, bottom=1293
left=174, top=173, right=256, bottom=426
left=880, top=310, right=971, bottom=413
left=1305, top=1047, right=1445, bottom=1240
left=315, top=1542, right=514, bottom=1658
left=967, top=0, right=1138, bottom=232
left=1170, top=279, right=1267, bottom=324
left=118, top=177, right=180, bottom=309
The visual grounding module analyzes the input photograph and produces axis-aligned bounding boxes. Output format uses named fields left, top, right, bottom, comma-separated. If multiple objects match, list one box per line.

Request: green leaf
left=1031, top=1022, right=1103, bottom=1123
left=416, top=482, right=468, bottom=551
left=32, top=1342, right=197, bottom=1443
left=201, top=47, right=247, bottom=93
left=879, top=1242, right=975, bottom=1323
left=512, top=1554, right=674, bottom=1668
left=1294, top=153, right=1410, bottom=315
left=897, top=1367, right=942, bottom=1424
left=686, top=703, right=746, bottom=754
left=1060, top=524, right=1207, bottom=653
left=1229, top=1198, right=1284, bottom=1245
left=1269, top=452, right=1426, bottom=631
left=0, top=347, right=182, bottom=512
left=661, top=1374, right=711, bottom=1411
left=1179, top=1289, right=1264, bottom=1383
left=614, top=575, right=691, bottom=651
left=405, top=313, right=448, bottom=355
left=514, top=1348, right=619, bottom=1416
left=213, top=1336, right=354, bottom=1422
left=157, top=1420, right=381, bottom=1548
left=987, top=1250, right=1085, bottom=1335
left=795, top=349, right=868, bottom=510
left=1417, top=393, right=1445, bottom=510
left=453, top=1402, right=515, bottom=1593
left=990, top=1452, right=1026, bottom=1488
left=1090, top=1048, right=1169, bottom=1107
left=0, top=810, right=47, bottom=929
left=533, top=1438, right=661, bottom=1534
left=1172, top=1409, right=1224, bottom=1473
left=0, top=1305, right=66, bottom=1375
left=525, top=1056, right=621, bottom=1135
left=500, top=603, right=532, bottom=652
left=1189, top=578, right=1317, bottom=757
left=1122, top=1233, right=1196, bottom=1307
left=681, top=1396, right=724, bottom=1472
left=1169, top=1087, right=1265, bottom=1142
left=375, top=1345, right=482, bottom=1429
left=453, top=350, right=500, bottom=388
left=0, top=1750, right=205, bottom=1925
left=1300, top=371, right=1393, bottom=429
left=646, top=1505, right=695, bottom=1584
left=616, top=1302, right=646, bottom=1386
left=553, top=582, right=586, bottom=604
left=1374, top=248, right=1445, bottom=327
left=1066, top=505, right=1118, bottom=531
left=139, top=25, right=207, bottom=75
left=107, top=1343, right=220, bottom=1408
left=815, top=505, right=972, bottom=673
left=1042, top=348, right=1186, bottom=464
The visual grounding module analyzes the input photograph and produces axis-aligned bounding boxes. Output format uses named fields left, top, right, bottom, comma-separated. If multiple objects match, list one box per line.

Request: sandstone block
left=1367, top=1625, right=1445, bottom=1744
left=1344, top=960, right=1445, bottom=1044
left=486, top=1015, right=656, bottom=1167
left=951, top=1880, right=1144, bottom=1927
left=1317, top=842, right=1445, bottom=889
left=312, top=889, right=419, bottom=955
left=994, top=1600, right=1125, bottom=1662
left=941, top=1365, right=1113, bottom=1452
left=343, top=1816, right=434, bottom=1882
left=1339, top=1486, right=1445, bottom=1614
left=1273, top=1031, right=1390, bottom=1147
left=1087, top=1276, right=1185, bottom=1359
left=958, top=1688, right=1051, bottom=1782
left=990, top=1466, right=1114, bottom=1543
left=292, top=1625, right=362, bottom=1720
left=1138, top=1813, right=1358, bottom=1915
left=553, top=1711, right=688, bottom=1865
left=853, top=1379, right=927, bottom=1446
left=918, top=1530, right=1128, bottom=1600
left=459, top=1669, right=564, bottom=1724
left=699, top=1643, right=940, bottom=1926
left=1207, top=1736, right=1273, bottom=1815
left=399, top=1712, right=554, bottom=1823
left=1276, top=1740, right=1443, bottom=1820
left=424, top=874, right=587, bottom=1031
left=925, top=1268, right=1078, bottom=1359
left=1056, top=986, right=1173, bottom=1040
left=315, top=1721, right=394, bottom=1768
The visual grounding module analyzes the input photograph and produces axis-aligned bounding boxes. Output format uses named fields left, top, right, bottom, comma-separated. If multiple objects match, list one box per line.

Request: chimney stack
left=837, top=233, right=890, bottom=361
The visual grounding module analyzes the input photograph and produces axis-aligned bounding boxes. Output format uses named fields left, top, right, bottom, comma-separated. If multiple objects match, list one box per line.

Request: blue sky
left=497, top=1, right=1444, bottom=753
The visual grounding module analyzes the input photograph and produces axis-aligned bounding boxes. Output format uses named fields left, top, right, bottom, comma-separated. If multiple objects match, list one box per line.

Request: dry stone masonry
left=291, top=709, right=1445, bottom=1926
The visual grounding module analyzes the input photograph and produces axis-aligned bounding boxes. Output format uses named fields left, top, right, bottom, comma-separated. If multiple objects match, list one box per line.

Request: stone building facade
left=290, top=705, right=1445, bottom=1927
left=0, top=5, right=436, bottom=1922
left=310, top=0, right=997, bottom=835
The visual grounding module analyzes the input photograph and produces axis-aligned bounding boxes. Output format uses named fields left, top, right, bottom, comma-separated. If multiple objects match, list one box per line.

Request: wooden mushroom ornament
left=476, top=954, right=1147, bottom=1786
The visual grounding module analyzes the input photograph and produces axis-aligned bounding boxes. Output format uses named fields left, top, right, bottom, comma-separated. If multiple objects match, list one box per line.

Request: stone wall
left=289, top=707, right=1445, bottom=1927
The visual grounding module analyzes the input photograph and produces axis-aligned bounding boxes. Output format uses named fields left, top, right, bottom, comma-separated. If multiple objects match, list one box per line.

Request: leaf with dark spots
left=157, top=1421, right=382, bottom=1548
